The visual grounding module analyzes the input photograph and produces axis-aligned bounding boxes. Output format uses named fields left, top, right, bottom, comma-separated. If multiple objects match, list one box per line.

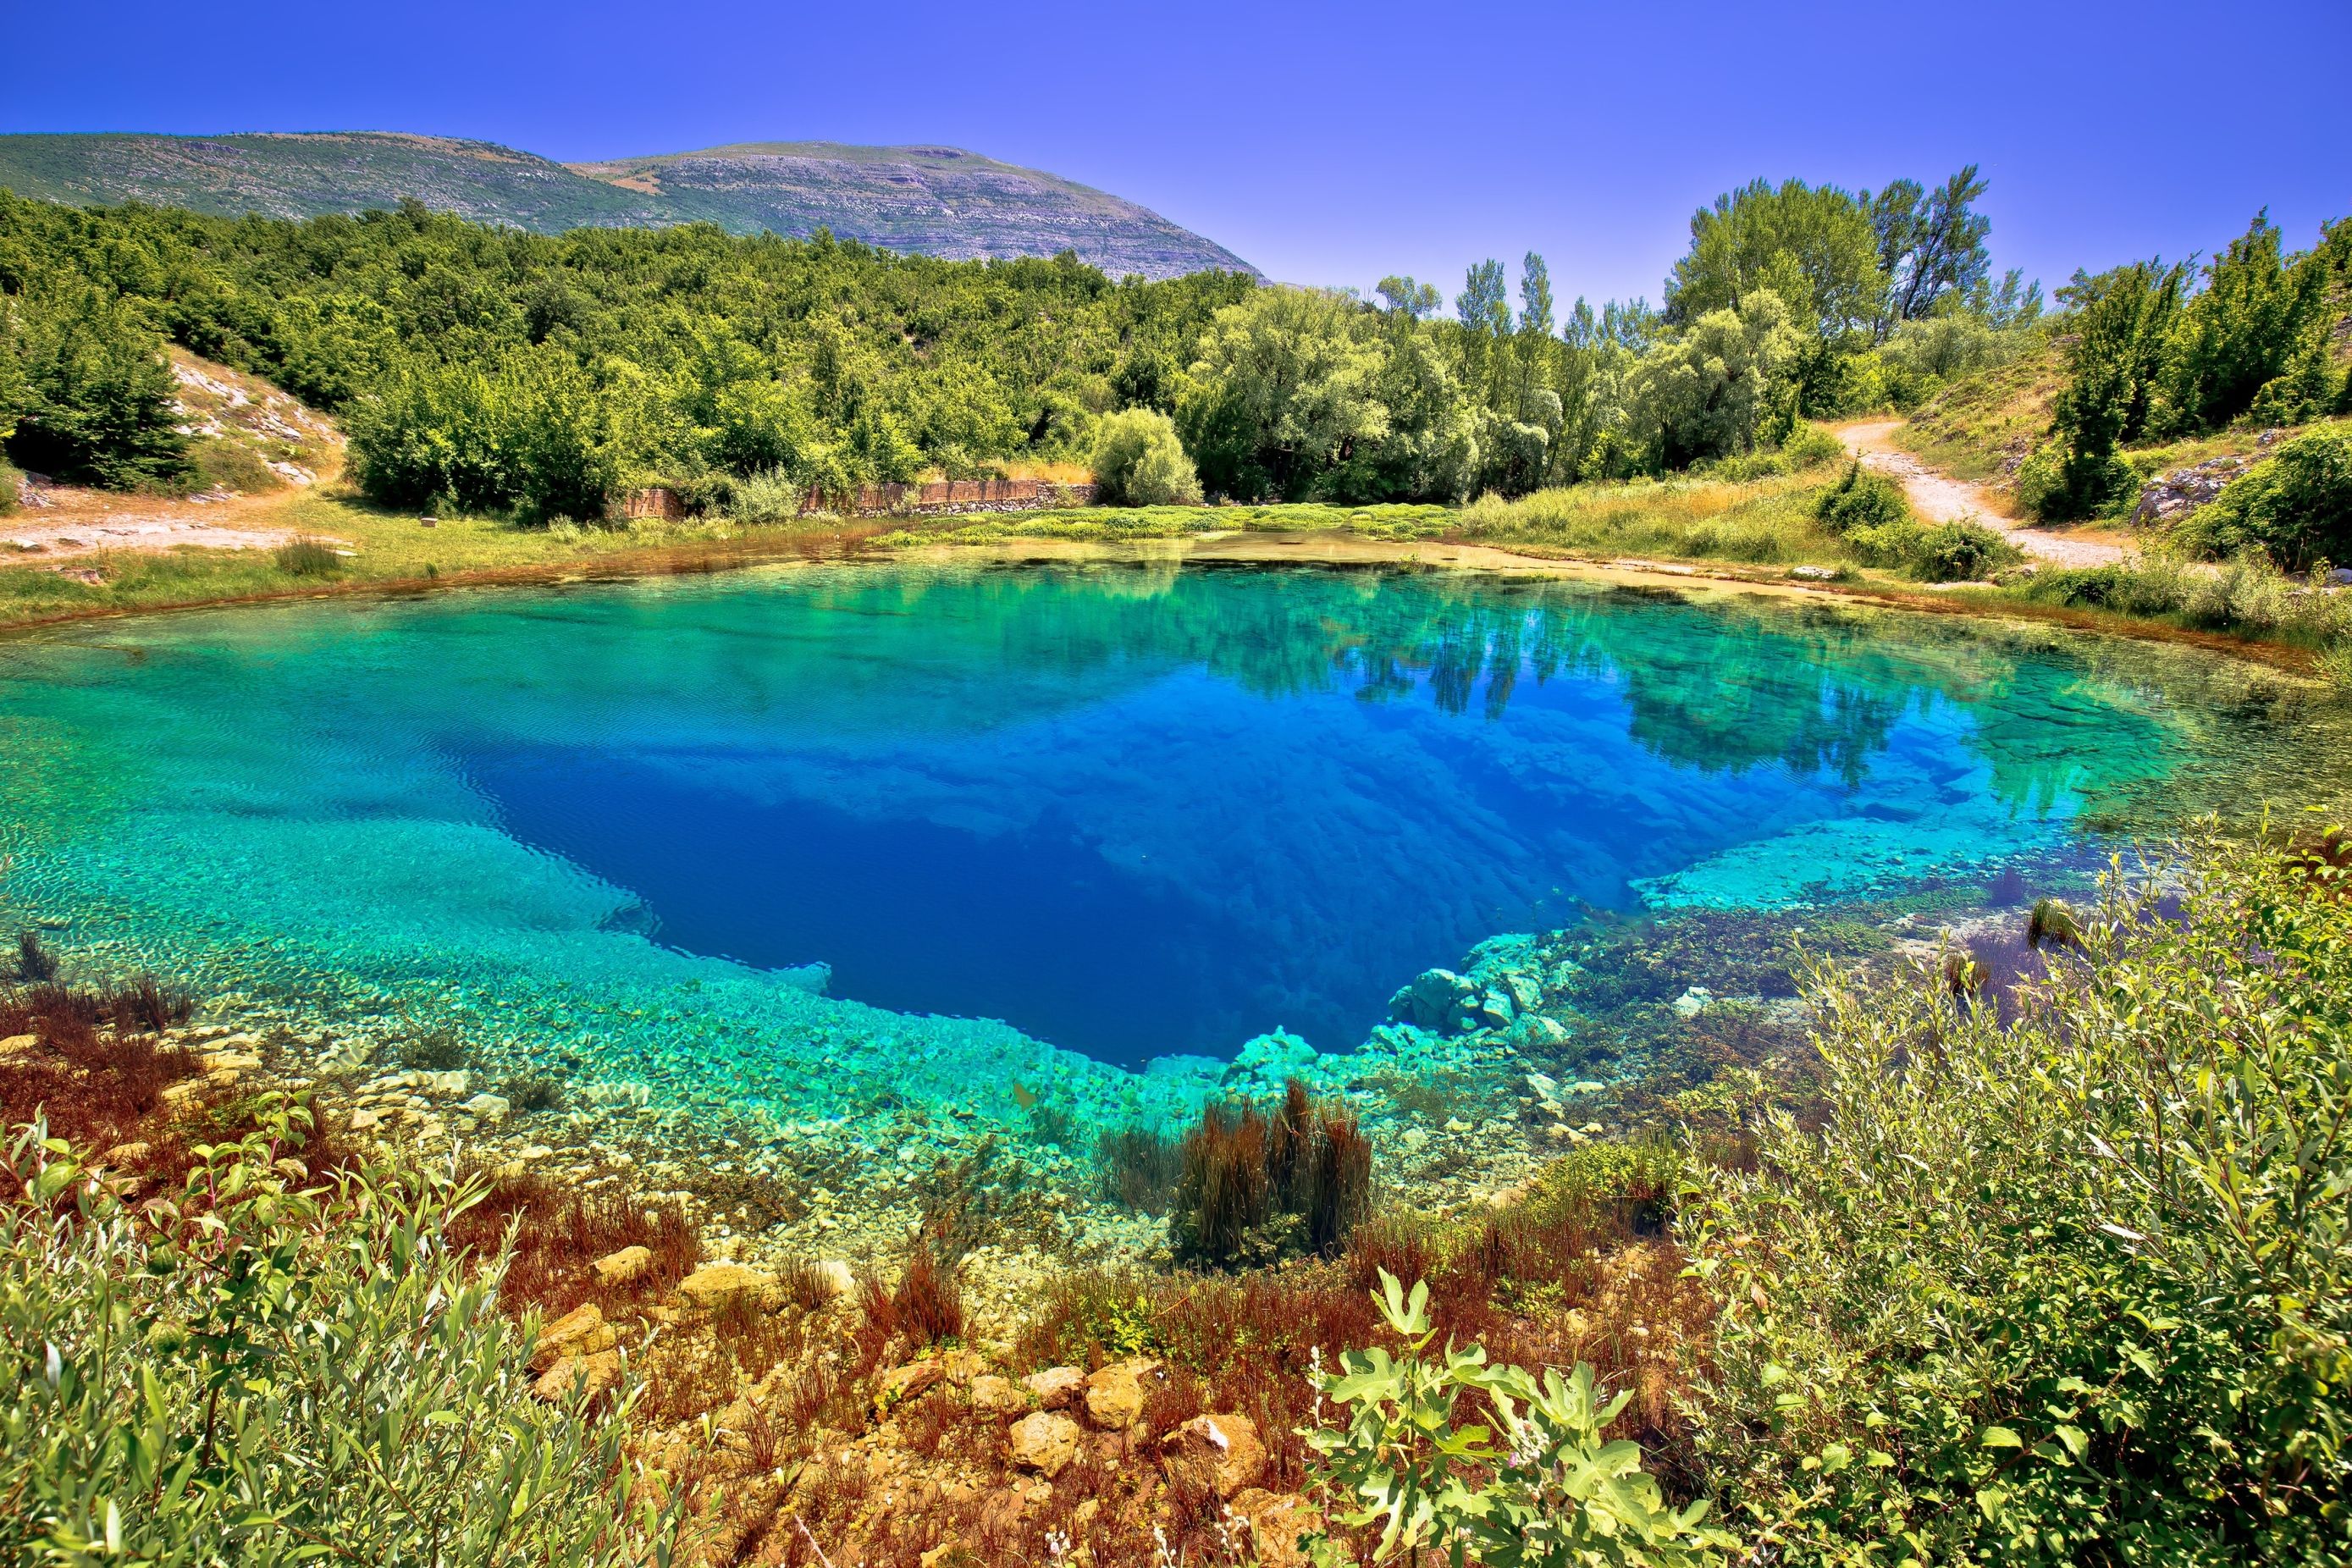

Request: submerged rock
left=1162, top=1411, right=1267, bottom=1498
left=676, top=1262, right=776, bottom=1311
left=1023, top=1366, right=1085, bottom=1410
left=1084, top=1358, right=1159, bottom=1430
left=531, top=1302, right=615, bottom=1371
left=592, top=1245, right=653, bottom=1287
left=1007, top=1411, right=1081, bottom=1477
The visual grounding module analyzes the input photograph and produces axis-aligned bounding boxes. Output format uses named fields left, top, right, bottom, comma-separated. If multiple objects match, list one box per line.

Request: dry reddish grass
left=444, top=1169, right=701, bottom=1320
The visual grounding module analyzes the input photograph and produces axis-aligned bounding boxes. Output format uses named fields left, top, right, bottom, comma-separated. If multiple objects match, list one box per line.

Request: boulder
left=531, top=1303, right=615, bottom=1371
left=1389, top=968, right=1476, bottom=1032
left=1228, top=1488, right=1322, bottom=1568
left=1084, top=1357, right=1159, bottom=1430
left=459, top=1092, right=510, bottom=1122
left=1006, top=1411, right=1081, bottom=1477
left=1023, top=1366, right=1086, bottom=1410
left=814, top=1258, right=856, bottom=1299
left=531, top=1349, right=621, bottom=1403
left=1162, top=1412, right=1267, bottom=1499
left=676, top=1262, right=776, bottom=1311
left=969, top=1373, right=1031, bottom=1416
left=592, top=1245, right=654, bottom=1287
left=0, top=1034, right=35, bottom=1062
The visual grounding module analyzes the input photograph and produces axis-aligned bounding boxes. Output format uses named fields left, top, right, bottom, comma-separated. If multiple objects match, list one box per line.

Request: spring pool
left=0, top=560, right=2333, bottom=1160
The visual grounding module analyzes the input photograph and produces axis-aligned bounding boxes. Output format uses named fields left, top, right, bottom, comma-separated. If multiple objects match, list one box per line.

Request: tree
left=4, top=288, right=190, bottom=489
left=2151, top=213, right=2333, bottom=436
left=1373, top=276, right=1442, bottom=319
left=1090, top=406, right=1201, bottom=505
left=2033, top=259, right=2188, bottom=517
left=1666, top=179, right=1887, bottom=417
left=1327, top=314, right=1479, bottom=503
left=1627, top=290, right=1803, bottom=469
left=1176, top=287, right=1387, bottom=501
left=1865, top=166, right=1994, bottom=333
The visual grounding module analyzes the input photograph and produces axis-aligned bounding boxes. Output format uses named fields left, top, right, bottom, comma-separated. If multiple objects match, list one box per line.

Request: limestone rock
left=531, top=1349, right=621, bottom=1403
left=1162, top=1412, right=1267, bottom=1499
left=97, top=1141, right=152, bottom=1168
left=459, top=1092, right=510, bottom=1122
left=0, top=1034, right=35, bottom=1061
left=1389, top=968, right=1476, bottom=1032
left=592, top=1245, right=653, bottom=1287
left=1006, top=1411, right=1081, bottom=1477
left=814, top=1258, right=856, bottom=1299
left=1084, top=1357, right=1159, bottom=1430
left=676, top=1262, right=776, bottom=1311
left=1023, top=1366, right=1086, bottom=1410
left=936, top=1347, right=989, bottom=1384
left=346, top=1107, right=383, bottom=1131
left=881, top=1361, right=947, bottom=1406
left=969, top=1373, right=1031, bottom=1416
left=1229, top=1488, right=1322, bottom=1568
left=531, top=1302, right=615, bottom=1371
left=199, top=1049, right=261, bottom=1075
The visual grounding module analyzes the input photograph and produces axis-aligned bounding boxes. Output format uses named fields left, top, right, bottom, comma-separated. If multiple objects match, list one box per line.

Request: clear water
left=0, top=561, right=2330, bottom=1140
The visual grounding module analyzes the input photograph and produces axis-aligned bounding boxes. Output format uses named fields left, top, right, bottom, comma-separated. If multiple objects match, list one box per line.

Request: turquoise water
left=0, top=561, right=2327, bottom=1145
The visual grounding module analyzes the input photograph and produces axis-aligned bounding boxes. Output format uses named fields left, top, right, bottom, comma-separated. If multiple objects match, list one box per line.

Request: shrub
left=1306, top=1270, right=1735, bottom=1566
left=1776, top=422, right=1846, bottom=470
left=1688, top=830, right=2352, bottom=1563
left=1171, top=1080, right=1372, bottom=1268
left=271, top=535, right=341, bottom=577
left=1903, top=518, right=2019, bottom=582
left=1, top=1104, right=676, bottom=1564
left=724, top=465, right=805, bottom=524
left=2174, top=426, right=2352, bottom=571
left=1090, top=406, right=1201, bottom=506
left=1812, top=461, right=1908, bottom=534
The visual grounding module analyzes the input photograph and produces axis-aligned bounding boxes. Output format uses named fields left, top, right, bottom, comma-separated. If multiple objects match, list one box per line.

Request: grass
left=873, top=500, right=1455, bottom=548
left=1896, top=336, right=2063, bottom=491
left=1458, top=472, right=1858, bottom=568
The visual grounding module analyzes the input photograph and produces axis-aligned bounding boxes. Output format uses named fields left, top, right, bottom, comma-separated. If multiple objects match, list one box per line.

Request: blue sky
left=9, top=0, right=2349, bottom=308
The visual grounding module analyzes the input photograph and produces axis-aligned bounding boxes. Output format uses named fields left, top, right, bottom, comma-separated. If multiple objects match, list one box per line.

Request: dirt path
left=1836, top=420, right=2130, bottom=567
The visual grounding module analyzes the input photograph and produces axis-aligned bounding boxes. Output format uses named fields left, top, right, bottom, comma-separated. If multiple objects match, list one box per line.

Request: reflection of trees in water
left=479, top=561, right=2248, bottom=811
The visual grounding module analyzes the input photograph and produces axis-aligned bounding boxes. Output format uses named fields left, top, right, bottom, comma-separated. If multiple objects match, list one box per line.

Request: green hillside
left=0, top=131, right=1255, bottom=281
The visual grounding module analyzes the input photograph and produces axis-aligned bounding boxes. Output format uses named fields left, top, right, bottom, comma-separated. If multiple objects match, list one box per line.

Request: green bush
left=1813, top=461, right=1908, bottom=533
left=1089, top=406, right=1201, bottom=505
left=1307, top=1270, right=1734, bottom=1566
left=1, top=1101, right=675, bottom=1565
left=1810, top=461, right=2017, bottom=580
left=3, top=289, right=191, bottom=490
left=725, top=465, right=806, bottom=524
left=1904, top=519, right=2019, bottom=582
left=1688, top=831, right=2352, bottom=1564
left=271, top=536, right=341, bottom=577
left=2174, top=426, right=2352, bottom=571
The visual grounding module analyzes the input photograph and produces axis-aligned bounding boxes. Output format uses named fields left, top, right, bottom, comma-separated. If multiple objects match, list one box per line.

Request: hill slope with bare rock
left=0, top=132, right=1255, bottom=281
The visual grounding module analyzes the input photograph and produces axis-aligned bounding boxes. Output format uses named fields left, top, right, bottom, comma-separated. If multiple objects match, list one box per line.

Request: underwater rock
left=1024, top=1366, right=1085, bottom=1410
left=1084, top=1358, right=1160, bottom=1430
left=814, top=1258, right=855, bottom=1299
left=1505, top=1014, right=1570, bottom=1050
left=531, top=1349, right=621, bottom=1403
left=1229, top=1489, right=1321, bottom=1568
left=969, top=1373, right=1032, bottom=1416
left=1162, top=1412, right=1267, bottom=1499
left=1222, top=1029, right=1319, bottom=1092
left=1007, top=1411, right=1082, bottom=1477
left=0, top=1035, right=34, bottom=1062
left=530, top=1302, right=614, bottom=1372
left=460, top=1091, right=510, bottom=1122
left=592, top=1245, right=652, bottom=1287
left=1671, top=986, right=1713, bottom=1019
left=677, top=1262, right=777, bottom=1311
left=1389, top=969, right=1477, bottom=1031
left=881, top=1361, right=947, bottom=1406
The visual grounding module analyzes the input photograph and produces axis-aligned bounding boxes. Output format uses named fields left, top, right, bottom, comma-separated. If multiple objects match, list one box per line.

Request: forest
left=0, top=172, right=2344, bottom=544
left=0, top=168, right=2112, bottom=519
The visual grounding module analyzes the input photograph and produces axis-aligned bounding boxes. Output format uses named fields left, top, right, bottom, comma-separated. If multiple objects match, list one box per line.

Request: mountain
left=0, top=131, right=1256, bottom=281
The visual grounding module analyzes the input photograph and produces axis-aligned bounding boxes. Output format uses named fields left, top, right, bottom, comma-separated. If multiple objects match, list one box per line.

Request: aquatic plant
left=1094, top=1124, right=1182, bottom=1214
left=2024, top=895, right=2084, bottom=951
left=109, top=970, right=193, bottom=1033
left=1167, top=1081, right=1372, bottom=1269
left=14, top=930, right=57, bottom=982
left=860, top=1239, right=965, bottom=1357
left=441, top=1168, right=696, bottom=1318
left=397, top=1026, right=470, bottom=1072
left=500, top=1074, right=566, bottom=1113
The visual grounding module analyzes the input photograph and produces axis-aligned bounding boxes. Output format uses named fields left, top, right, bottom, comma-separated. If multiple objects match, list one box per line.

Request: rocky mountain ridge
left=0, top=131, right=1255, bottom=281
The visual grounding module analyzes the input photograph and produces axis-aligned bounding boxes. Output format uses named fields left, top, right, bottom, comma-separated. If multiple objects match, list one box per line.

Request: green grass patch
left=872, top=501, right=1455, bottom=548
left=1458, top=472, right=1855, bottom=567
